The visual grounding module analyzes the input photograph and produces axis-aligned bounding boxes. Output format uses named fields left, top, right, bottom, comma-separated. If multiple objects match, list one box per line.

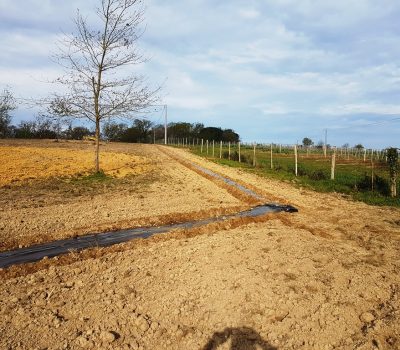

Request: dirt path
left=1, top=144, right=399, bottom=350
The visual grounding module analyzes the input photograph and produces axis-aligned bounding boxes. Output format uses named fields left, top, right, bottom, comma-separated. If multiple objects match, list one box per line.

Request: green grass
left=188, top=145, right=400, bottom=207
left=69, top=170, right=114, bottom=184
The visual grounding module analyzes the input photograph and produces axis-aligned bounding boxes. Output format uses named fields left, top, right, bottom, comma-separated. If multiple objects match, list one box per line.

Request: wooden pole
left=228, top=142, right=231, bottom=160
left=270, top=143, right=273, bottom=169
left=253, top=143, right=256, bottom=167
left=371, top=156, right=375, bottom=192
left=201, top=139, right=203, bottom=153
left=206, top=140, right=209, bottom=155
left=212, top=140, right=215, bottom=157
left=238, top=142, right=241, bottom=162
left=219, top=141, right=222, bottom=159
left=363, top=148, right=366, bottom=162
left=331, top=148, right=336, bottom=180
left=294, top=145, right=298, bottom=176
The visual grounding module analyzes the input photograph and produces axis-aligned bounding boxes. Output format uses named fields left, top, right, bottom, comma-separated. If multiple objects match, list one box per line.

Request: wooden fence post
left=212, top=140, right=215, bottom=157
left=238, top=142, right=241, bottom=162
left=270, top=143, right=273, bottom=169
left=294, top=145, right=298, bottom=176
left=201, top=139, right=203, bottom=153
left=206, top=140, right=209, bottom=155
left=371, top=155, right=375, bottom=191
left=331, top=148, right=336, bottom=180
left=220, top=141, right=222, bottom=159
left=228, top=142, right=231, bottom=160
left=253, top=143, right=256, bottom=167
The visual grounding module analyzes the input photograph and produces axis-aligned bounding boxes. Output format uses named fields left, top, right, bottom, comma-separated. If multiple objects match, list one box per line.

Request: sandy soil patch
left=0, top=217, right=399, bottom=349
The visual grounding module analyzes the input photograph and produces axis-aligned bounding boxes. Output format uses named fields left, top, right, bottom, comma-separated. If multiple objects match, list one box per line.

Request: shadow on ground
left=202, top=327, right=277, bottom=350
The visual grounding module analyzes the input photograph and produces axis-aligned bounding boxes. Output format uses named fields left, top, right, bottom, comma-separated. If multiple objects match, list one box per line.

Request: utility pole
left=164, top=104, right=168, bottom=145
left=324, top=129, right=327, bottom=147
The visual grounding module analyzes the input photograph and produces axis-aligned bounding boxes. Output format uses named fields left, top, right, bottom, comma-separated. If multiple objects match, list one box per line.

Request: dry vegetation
left=0, top=140, right=399, bottom=350
left=0, top=144, right=150, bottom=186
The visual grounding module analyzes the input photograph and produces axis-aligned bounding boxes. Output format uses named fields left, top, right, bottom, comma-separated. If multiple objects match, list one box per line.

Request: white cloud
left=238, top=8, right=260, bottom=19
left=320, top=103, right=400, bottom=116
left=1, top=0, right=400, bottom=147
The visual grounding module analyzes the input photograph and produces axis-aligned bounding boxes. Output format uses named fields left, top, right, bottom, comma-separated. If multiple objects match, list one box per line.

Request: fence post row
left=171, top=140, right=397, bottom=195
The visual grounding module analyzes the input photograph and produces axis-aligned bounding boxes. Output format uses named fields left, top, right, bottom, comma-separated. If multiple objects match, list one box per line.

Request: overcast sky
left=1, top=0, right=400, bottom=148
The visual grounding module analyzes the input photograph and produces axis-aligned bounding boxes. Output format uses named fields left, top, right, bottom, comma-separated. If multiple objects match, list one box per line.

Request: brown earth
left=0, top=142, right=399, bottom=350
left=0, top=140, right=242, bottom=251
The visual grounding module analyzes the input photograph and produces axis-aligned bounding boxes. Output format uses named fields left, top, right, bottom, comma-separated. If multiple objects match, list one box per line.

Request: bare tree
left=0, top=87, right=17, bottom=138
left=49, top=0, right=159, bottom=172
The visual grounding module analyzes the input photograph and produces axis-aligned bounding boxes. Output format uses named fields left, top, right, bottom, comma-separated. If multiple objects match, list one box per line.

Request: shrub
left=357, top=174, right=390, bottom=196
left=222, top=151, right=232, bottom=160
left=287, top=165, right=307, bottom=176
left=308, top=170, right=327, bottom=181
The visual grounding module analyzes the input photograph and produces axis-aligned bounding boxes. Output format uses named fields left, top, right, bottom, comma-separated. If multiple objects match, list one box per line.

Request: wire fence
left=164, top=138, right=399, bottom=200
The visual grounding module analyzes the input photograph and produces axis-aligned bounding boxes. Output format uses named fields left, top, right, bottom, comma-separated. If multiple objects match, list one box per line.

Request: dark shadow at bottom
left=203, top=327, right=277, bottom=350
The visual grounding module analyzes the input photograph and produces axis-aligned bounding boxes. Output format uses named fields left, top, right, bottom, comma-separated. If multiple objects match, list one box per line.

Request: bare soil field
left=0, top=140, right=242, bottom=251
left=1, top=142, right=400, bottom=350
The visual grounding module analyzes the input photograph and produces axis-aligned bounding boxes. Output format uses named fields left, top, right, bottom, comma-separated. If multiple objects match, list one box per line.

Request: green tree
left=302, top=137, right=313, bottom=147
left=222, top=129, right=239, bottom=142
left=198, top=127, right=223, bottom=141
left=103, top=122, right=127, bottom=141
left=168, top=122, right=193, bottom=139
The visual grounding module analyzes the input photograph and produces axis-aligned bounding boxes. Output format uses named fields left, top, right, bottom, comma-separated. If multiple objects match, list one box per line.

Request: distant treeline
left=1, top=116, right=95, bottom=140
left=104, top=121, right=240, bottom=143
left=0, top=116, right=240, bottom=143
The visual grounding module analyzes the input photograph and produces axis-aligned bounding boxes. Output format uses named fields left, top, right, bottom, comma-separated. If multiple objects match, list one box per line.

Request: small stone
left=100, top=331, right=117, bottom=343
left=176, top=328, right=184, bottom=339
left=76, top=336, right=90, bottom=348
left=360, top=312, right=375, bottom=323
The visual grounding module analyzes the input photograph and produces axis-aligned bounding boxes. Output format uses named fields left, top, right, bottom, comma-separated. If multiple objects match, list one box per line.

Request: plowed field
left=0, top=140, right=399, bottom=350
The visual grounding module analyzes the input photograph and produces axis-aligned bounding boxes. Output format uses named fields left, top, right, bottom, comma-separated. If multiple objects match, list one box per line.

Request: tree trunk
left=95, top=117, right=100, bottom=173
